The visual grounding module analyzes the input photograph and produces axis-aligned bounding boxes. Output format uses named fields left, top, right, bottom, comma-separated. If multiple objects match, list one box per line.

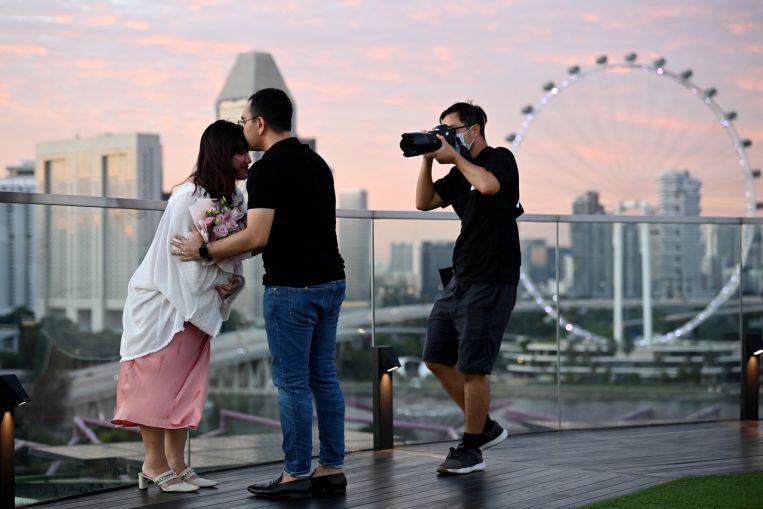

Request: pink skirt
left=112, top=322, right=211, bottom=430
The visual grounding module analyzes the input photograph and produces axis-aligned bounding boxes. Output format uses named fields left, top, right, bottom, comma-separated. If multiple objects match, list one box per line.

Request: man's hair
left=439, top=101, right=487, bottom=138
left=248, top=88, right=293, bottom=133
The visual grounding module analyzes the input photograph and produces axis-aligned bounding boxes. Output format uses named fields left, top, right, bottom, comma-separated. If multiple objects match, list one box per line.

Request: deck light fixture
left=0, top=375, right=30, bottom=508
left=372, top=346, right=400, bottom=450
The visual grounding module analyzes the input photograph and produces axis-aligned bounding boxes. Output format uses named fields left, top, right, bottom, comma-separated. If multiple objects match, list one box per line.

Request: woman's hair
left=181, top=120, right=249, bottom=201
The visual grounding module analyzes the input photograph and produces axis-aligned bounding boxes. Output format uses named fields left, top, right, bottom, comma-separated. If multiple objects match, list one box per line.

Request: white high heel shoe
left=178, top=466, right=219, bottom=488
left=138, top=470, right=199, bottom=492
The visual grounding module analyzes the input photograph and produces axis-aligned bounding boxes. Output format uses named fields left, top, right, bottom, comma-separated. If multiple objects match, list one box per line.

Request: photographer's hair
left=248, top=88, right=293, bottom=133
left=184, top=120, right=249, bottom=201
left=440, top=101, right=487, bottom=138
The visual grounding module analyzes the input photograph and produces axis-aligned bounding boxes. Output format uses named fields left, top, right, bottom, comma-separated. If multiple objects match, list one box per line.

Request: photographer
left=415, top=101, right=521, bottom=475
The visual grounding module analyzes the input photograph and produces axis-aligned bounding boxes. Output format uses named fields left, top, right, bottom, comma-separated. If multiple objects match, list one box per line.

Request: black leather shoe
left=311, top=472, right=347, bottom=495
left=246, top=474, right=312, bottom=498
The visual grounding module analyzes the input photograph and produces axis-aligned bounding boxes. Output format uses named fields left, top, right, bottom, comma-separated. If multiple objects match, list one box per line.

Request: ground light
left=372, top=346, right=401, bottom=450
left=741, top=333, right=763, bottom=420
left=0, top=374, right=31, bottom=508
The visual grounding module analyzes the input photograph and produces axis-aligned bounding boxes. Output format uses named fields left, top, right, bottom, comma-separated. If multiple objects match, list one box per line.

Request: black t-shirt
left=433, top=146, right=522, bottom=285
left=247, top=137, right=345, bottom=287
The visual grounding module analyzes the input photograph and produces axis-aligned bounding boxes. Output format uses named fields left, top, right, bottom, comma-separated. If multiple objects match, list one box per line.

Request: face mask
left=456, top=125, right=475, bottom=152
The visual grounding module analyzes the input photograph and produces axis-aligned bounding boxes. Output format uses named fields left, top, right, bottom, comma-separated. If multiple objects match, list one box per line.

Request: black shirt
left=247, top=137, right=345, bottom=287
left=433, top=146, right=522, bottom=285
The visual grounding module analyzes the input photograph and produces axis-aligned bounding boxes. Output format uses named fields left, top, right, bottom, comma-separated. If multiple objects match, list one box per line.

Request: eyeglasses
left=237, top=116, right=259, bottom=127
left=448, top=124, right=473, bottom=131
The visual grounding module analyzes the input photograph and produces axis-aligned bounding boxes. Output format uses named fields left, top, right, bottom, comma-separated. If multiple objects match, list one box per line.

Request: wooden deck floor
left=30, top=421, right=763, bottom=509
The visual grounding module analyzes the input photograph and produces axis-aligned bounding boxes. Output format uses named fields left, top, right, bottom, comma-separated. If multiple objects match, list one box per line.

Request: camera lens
left=400, top=132, right=442, bottom=157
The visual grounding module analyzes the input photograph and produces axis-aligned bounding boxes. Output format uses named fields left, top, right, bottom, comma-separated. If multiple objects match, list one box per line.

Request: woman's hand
left=215, top=276, right=242, bottom=299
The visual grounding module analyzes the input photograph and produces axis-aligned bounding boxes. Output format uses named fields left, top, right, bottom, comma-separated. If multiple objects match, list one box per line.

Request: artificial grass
left=582, top=471, right=763, bottom=508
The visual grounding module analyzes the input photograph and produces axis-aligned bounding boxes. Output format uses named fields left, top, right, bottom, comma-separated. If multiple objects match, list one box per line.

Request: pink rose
left=213, top=224, right=229, bottom=239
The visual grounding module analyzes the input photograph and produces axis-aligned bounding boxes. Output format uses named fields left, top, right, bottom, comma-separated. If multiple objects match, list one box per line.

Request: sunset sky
left=2, top=0, right=762, bottom=215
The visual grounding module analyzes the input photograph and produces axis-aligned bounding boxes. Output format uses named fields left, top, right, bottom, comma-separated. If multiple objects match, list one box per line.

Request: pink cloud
left=530, top=52, right=589, bottom=67
left=187, top=0, right=237, bottom=13
left=0, top=83, right=11, bottom=105
left=612, top=111, right=716, bottom=133
left=574, top=142, right=629, bottom=165
left=136, top=89, right=175, bottom=103
left=366, top=47, right=398, bottom=61
left=432, top=46, right=453, bottom=62
left=578, top=12, right=600, bottom=23
left=645, top=5, right=710, bottom=18
left=0, top=43, right=47, bottom=56
left=340, top=0, right=363, bottom=7
left=315, top=83, right=363, bottom=97
left=368, top=70, right=401, bottom=82
left=128, top=34, right=248, bottom=55
left=71, top=59, right=109, bottom=69
left=131, top=71, right=171, bottom=88
left=123, top=19, right=150, bottom=31
left=727, top=21, right=759, bottom=35
left=408, top=10, right=438, bottom=21
left=736, top=78, right=763, bottom=93
left=81, top=15, right=116, bottom=26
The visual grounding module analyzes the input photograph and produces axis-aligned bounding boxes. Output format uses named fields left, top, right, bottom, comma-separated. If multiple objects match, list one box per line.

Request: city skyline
left=1, top=1, right=761, bottom=216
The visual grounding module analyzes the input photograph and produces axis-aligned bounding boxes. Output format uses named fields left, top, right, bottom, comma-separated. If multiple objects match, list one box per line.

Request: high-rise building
left=0, top=161, right=36, bottom=314
left=570, top=191, right=613, bottom=298
left=339, top=190, right=370, bottom=303
left=522, top=238, right=549, bottom=289
left=621, top=223, right=643, bottom=298
left=35, top=133, right=162, bottom=331
left=420, top=241, right=455, bottom=302
left=216, top=51, right=314, bottom=151
left=656, top=170, right=703, bottom=299
left=389, top=242, right=415, bottom=275
left=382, top=241, right=420, bottom=301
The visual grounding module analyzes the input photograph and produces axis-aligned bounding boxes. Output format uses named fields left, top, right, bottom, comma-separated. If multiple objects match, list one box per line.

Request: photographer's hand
left=430, top=134, right=460, bottom=165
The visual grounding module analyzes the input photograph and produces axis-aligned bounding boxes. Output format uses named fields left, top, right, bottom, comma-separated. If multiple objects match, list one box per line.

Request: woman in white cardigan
left=112, top=120, right=250, bottom=492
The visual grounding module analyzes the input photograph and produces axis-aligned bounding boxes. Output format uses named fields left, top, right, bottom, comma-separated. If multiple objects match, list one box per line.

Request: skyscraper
left=0, top=161, right=35, bottom=314
left=570, top=191, right=613, bottom=298
left=388, top=242, right=415, bottom=275
left=35, top=133, right=162, bottom=331
left=339, top=190, right=370, bottom=303
left=216, top=51, right=314, bottom=150
left=656, top=170, right=703, bottom=299
left=217, top=52, right=295, bottom=129
left=420, top=241, right=455, bottom=302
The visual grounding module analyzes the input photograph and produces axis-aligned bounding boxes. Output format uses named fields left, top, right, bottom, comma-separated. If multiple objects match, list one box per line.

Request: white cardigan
left=119, top=182, right=245, bottom=361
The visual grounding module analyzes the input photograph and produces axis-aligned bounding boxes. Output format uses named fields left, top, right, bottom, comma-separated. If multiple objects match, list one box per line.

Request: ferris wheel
left=506, top=52, right=759, bottom=346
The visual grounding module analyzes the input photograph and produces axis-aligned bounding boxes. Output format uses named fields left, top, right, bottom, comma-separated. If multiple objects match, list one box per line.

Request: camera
left=399, top=124, right=458, bottom=157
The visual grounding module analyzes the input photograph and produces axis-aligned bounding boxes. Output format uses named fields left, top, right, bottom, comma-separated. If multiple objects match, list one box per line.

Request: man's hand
left=428, top=134, right=460, bottom=165
left=171, top=229, right=204, bottom=261
left=215, top=276, right=242, bottom=299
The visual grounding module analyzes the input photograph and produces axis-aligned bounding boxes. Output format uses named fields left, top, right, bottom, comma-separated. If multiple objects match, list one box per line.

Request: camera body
left=400, top=124, right=458, bottom=157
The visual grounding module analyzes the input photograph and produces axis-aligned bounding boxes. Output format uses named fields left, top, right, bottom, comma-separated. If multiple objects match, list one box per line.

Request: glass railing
left=1, top=191, right=759, bottom=505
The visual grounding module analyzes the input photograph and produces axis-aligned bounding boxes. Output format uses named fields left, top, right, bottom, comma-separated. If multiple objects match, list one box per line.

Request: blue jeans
left=264, top=279, right=346, bottom=476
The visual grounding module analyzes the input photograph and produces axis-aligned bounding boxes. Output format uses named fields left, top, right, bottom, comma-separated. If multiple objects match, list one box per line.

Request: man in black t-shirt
left=173, top=89, right=347, bottom=498
left=415, top=101, right=522, bottom=475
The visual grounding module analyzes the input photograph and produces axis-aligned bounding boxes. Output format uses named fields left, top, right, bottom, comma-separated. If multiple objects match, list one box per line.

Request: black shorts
left=423, top=278, right=517, bottom=375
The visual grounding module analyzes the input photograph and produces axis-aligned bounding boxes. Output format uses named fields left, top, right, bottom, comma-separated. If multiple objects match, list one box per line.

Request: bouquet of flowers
left=188, top=193, right=249, bottom=273
left=198, top=196, right=245, bottom=242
